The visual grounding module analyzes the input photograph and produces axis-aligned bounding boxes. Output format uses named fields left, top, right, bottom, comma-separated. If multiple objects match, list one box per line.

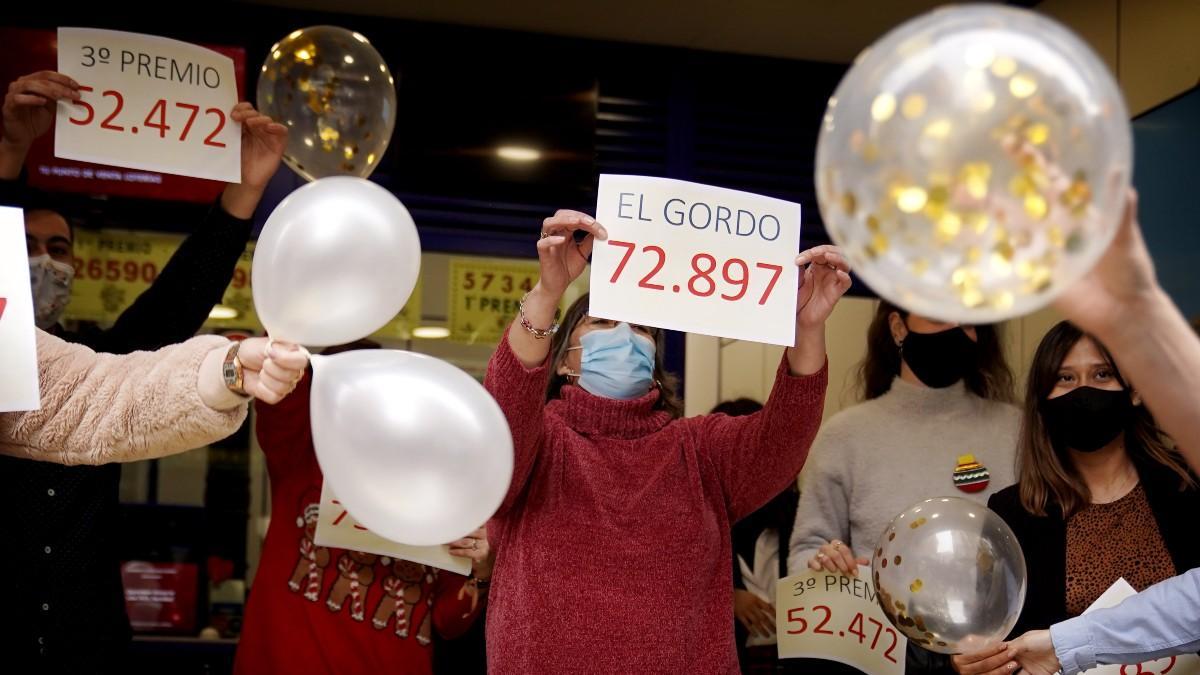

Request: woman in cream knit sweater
left=1, top=329, right=308, bottom=464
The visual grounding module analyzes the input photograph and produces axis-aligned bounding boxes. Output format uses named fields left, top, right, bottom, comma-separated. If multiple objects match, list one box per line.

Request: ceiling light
left=413, top=326, right=451, bottom=339
left=497, top=146, right=541, bottom=162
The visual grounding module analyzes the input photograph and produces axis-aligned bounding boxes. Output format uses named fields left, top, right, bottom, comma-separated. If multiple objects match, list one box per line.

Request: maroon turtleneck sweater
left=484, top=334, right=828, bottom=674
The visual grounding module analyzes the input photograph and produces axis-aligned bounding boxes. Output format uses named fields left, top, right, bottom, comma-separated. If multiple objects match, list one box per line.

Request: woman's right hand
left=950, top=643, right=1018, bottom=675
left=733, top=589, right=776, bottom=639
left=535, top=209, right=607, bottom=299
left=807, top=539, right=868, bottom=577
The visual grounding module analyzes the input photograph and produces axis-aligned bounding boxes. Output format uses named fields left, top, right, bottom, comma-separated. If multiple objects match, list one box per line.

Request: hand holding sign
left=2, top=71, right=81, bottom=150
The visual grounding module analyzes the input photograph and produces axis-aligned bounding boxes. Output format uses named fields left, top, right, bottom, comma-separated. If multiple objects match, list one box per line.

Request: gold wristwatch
left=222, top=341, right=248, bottom=397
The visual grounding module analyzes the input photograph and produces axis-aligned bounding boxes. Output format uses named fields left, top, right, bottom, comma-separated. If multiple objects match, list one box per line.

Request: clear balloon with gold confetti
left=872, top=497, right=1027, bottom=655
left=816, top=5, right=1131, bottom=322
left=257, top=26, right=397, bottom=181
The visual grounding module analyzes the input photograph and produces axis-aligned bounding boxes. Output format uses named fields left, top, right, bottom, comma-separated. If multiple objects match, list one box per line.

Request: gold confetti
left=965, top=246, right=982, bottom=264
left=862, top=143, right=881, bottom=163
left=366, top=153, right=377, bottom=165
left=867, top=214, right=881, bottom=232
left=895, top=601, right=906, bottom=611
left=1017, top=260, right=1035, bottom=279
left=343, top=145, right=356, bottom=160
left=1048, top=225, right=1066, bottom=248
left=902, top=94, right=927, bottom=119
left=960, top=163, right=991, bottom=200
left=1062, top=173, right=1093, bottom=215
left=993, top=292, right=1015, bottom=310
left=936, top=213, right=962, bottom=242
left=842, top=192, right=857, bottom=215
left=938, top=641, right=949, bottom=648
left=962, top=288, right=984, bottom=307
left=1010, top=73, right=1038, bottom=98
left=871, top=233, right=890, bottom=255
left=872, top=93, right=897, bottom=122
left=888, top=532, right=896, bottom=542
left=924, top=185, right=949, bottom=220
left=897, top=187, right=928, bottom=213
left=876, top=547, right=883, bottom=558
left=1009, top=174, right=1035, bottom=197
left=967, top=212, right=990, bottom=234
left=992, top=253, right=1013, bottom=275
left=924, top=119, right=952, bottom=139
left=1024, top=192, right=1049, bottom=220
left=894, top=555, right=903, bottom=566
left=910, top=259, right=929, bottom=276
left=910, top=579, right=924, bottom=593
left=881, top=558, right=888, bottom=568
left=994, top=241, right=1014, bottom=263
left=991, top=56, right=1017, bottom=78
left=1025, top=123, right=1051, bottom=145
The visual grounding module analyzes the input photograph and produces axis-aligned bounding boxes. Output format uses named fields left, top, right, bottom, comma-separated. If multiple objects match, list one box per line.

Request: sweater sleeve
left=694, top=355, right=828, bottom=523
left=88, top=200, right=252, bottom=355
left=0, top=330, right=246, bottom=464
left=431, top=571, right=483, bottom=640
left=787, top=417, right=854, bottom=573
left=1052, top=569, right=1200, bottom=675
left=483, top=330, right=550, bottom=517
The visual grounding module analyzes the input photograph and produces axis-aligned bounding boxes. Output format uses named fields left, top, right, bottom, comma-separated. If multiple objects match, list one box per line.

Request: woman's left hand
left=449, top=526, right=493, bottom=580
left=795, top=245, right=852, bottom=330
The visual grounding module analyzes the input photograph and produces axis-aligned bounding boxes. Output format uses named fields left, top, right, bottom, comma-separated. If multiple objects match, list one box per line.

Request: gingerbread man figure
left=371, top=559, right=434, bottom=643
left=288, top=501, right=330, bottom=602
left=326, top=550, right=379, bottom=621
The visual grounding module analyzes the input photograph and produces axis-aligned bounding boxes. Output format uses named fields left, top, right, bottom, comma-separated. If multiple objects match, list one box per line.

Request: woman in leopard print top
left=954, top=321, right=1200, bottom=675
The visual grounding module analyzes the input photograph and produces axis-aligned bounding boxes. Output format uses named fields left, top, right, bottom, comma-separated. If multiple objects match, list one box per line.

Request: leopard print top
left=1065, top=483, right=1177, bottom=616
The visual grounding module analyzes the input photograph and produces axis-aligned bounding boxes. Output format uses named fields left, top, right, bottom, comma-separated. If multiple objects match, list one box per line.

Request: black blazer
left=988, top=457, right=1200, bottom=638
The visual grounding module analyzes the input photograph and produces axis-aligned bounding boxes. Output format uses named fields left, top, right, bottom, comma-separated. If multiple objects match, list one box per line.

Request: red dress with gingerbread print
left=234, top=375, right=481, bottom=675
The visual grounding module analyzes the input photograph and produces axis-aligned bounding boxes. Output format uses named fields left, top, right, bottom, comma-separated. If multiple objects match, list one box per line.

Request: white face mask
left=29, top=254, right=75, bottom=329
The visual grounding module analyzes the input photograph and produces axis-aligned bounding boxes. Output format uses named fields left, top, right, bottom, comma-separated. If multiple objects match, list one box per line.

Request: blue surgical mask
left=567, top=322, right=656, bottom=400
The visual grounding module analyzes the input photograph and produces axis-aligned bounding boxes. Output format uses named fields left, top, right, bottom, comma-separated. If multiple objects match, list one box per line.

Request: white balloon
left=253, top=177, right=420, bottom=346
left=309, top=350, right=514, bottom=546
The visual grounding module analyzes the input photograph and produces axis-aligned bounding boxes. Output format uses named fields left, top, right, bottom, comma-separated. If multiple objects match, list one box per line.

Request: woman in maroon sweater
left=484, top=209, right=851, bottom=673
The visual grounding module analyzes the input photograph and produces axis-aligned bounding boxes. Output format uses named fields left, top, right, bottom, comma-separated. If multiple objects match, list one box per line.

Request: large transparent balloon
left=252, top=177, right=420, bottom=347
left=816, top=5, right=1131, bottom=323
left=310, top=349, right=514, bottom=546
left=257, top=26, right=397, bottom=181
left=872, top=497, right=1027, bottom=654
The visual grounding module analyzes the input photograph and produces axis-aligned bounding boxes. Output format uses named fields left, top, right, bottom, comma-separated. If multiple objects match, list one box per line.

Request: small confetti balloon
left=873, top=498, right=1027, bottom=654
left=257, top=26, right=397, bottom=181
left=816, top=5, right=1131, bottom=322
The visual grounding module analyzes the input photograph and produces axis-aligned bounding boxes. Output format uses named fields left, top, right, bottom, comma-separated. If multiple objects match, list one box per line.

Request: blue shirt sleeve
left=1051, top=568, right=1200, bottom=675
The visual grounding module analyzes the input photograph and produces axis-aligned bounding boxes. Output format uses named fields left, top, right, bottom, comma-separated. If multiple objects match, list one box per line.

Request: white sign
left=0, top=208, right=41, bottom=412
left=55, top=27, right=240, bottom=182
left=776, top=566, right=906, bottom=675
left=1081, top=578, right=1200, bottom=675
left=313, top=483, right=470, bottom=576
left=590, top=175, right=802, bottom=346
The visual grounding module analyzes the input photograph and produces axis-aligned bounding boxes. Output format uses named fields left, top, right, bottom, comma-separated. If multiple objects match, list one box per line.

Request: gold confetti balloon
left=257, top=26, right=397, bottom=181
left=873, top=498, right=1027, bottom=654
left=816, top=5, right=1131, bottom=322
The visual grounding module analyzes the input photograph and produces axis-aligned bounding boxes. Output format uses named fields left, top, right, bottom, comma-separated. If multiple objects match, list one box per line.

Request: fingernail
left=583, top=215, right=595, bottom=224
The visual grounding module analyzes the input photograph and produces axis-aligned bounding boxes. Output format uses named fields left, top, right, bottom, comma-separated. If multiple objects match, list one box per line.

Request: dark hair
left=1017, top=321, right=1194, bottom=517
left=710, top=398, right=763, bottom=417
left=546, top=293, right=684, bottom=418
left=855, top=300, right=1014, bottom=402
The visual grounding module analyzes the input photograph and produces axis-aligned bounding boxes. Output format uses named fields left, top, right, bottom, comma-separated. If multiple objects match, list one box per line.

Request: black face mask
left=900, top=325, right=978, bottom=388
left=1040, top=386, right=1134, bottom=453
